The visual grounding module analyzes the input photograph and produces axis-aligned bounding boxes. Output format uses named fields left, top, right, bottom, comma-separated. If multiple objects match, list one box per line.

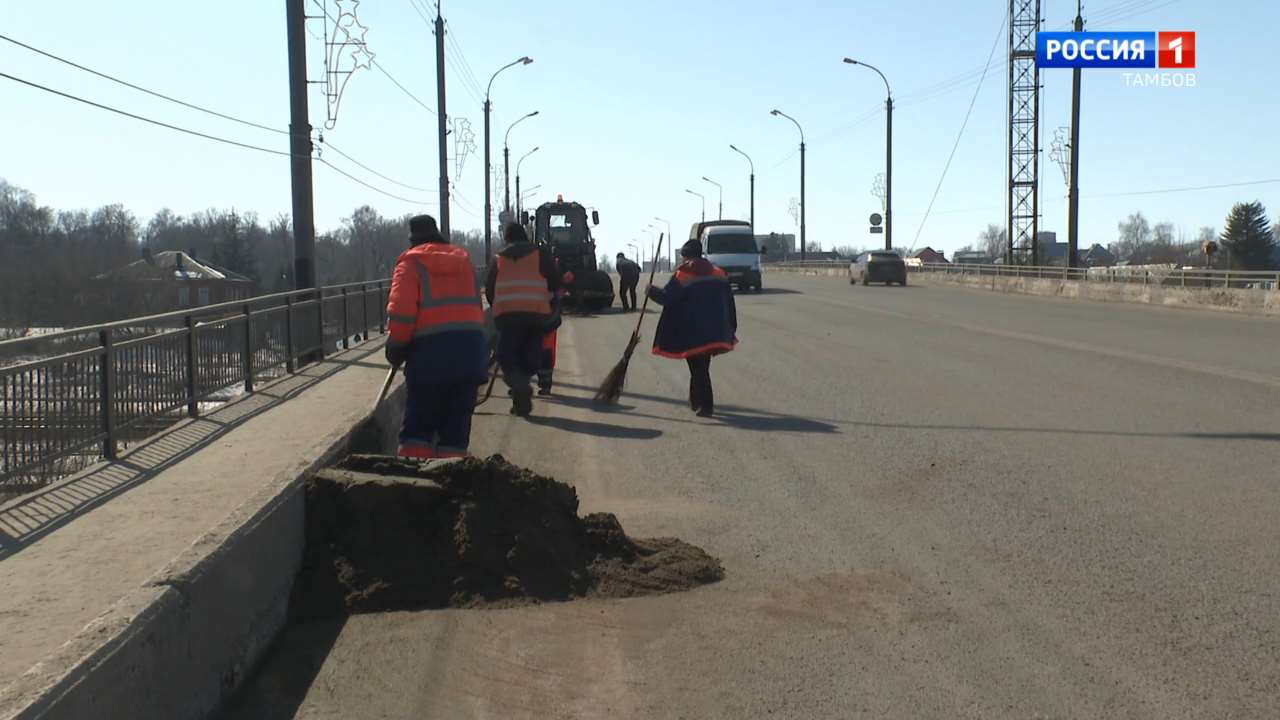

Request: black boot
left=511, top=387, right=534, bottom=417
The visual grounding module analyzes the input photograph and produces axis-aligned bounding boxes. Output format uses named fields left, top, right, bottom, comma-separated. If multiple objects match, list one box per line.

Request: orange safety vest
left=492, top=252, right=551, bottom=317
left=385, top=243, right=484, bottom=347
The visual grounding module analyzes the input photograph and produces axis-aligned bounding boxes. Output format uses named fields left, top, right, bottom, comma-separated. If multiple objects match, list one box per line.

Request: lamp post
left=728, top=145, right=754, bottom=229
left=770, top=109, right=806, bottom=262
left=504, top=110, right=538, bottom=223
left=701, top=177, right=723, bottom=220
left=515, top=146, right=538, bottom=219
left=843, top=58, right=892, bottom=251
left=483, top=56, right=532, bottom=260
left=685, top=188, right=705, bottom=222
left=653, top=216, right=671, bottom=268
left=642, top=227, right=658, bottom=265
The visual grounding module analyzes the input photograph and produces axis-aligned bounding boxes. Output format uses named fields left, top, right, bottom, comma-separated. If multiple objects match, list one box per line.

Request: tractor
left=532, top=199, right=614, bottom=311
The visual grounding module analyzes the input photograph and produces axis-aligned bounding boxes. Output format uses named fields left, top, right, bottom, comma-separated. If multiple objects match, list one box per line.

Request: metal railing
left=916, top=262, right=1280, bottom=290
left=1, top=280, right=389, bottom=492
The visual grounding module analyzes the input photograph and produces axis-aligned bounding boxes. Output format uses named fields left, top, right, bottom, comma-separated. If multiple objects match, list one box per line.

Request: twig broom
left=594, top=233, right=663, bottom=404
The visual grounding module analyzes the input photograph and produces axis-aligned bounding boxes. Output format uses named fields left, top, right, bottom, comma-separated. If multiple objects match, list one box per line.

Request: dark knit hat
left=408, top=215, right=443, bottom=245
left=503, top=223, right=529, bottom=245
left=681, top=239, right=703, bottom=258
left=616, top=252, right=625, bottom=258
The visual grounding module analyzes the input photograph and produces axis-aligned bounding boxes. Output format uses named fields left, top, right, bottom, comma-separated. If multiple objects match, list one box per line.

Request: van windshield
left=706, top=233, right=758, bottom=255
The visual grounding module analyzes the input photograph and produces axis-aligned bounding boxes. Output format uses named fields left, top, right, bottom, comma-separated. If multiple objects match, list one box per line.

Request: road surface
left=226, top=272, right=1280, bottom=719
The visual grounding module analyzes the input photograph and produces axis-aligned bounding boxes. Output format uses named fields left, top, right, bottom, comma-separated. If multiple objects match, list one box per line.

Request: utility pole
left=434, top=4, right=450, bottom=237
left=884, top=96, right=892, bottom=251
left=729, top=145, right=755, bottom=230
left=1067, top=0, right=1083, bottom=268
left=285, top=0, right=315, bottom=290
left=800, top=140, right=806, bottom=262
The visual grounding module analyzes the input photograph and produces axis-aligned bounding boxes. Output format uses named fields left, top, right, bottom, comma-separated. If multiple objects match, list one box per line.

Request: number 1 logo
left=1158, top=31, right=1195, bottom=68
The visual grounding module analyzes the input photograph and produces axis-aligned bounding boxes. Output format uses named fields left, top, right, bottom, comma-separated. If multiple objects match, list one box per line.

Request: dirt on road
left=290, top=454, right=723, bottom=619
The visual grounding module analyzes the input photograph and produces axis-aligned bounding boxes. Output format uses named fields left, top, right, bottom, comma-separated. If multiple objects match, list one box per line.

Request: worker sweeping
left=385, top=215, right=488, bottom=458
left=537, top=268, right=573, bottom=396
left=647, top=239, right=738, bottom=417
left=486, top=223, right=560, bottom=416
left=616, top=252, right=641, bottom=311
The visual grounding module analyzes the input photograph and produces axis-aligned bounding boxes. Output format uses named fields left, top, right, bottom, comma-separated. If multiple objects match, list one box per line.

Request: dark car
left=849, top=251, right=907, bottom=286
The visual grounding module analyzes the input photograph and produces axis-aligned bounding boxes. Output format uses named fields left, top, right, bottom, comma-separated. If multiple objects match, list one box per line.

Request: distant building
left=89, top=249, right=255, bottom=320
left=911, top=247, right=948, bottom=264
left=1082, top=244, right=1116, bottom=267
left=953, top=250, right=993, bottom=265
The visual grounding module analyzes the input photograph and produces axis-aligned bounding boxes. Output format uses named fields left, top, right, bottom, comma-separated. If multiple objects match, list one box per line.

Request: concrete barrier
left=0, top=359, right=405, bottom=720
left=913, top=271, right=1280, bottom=317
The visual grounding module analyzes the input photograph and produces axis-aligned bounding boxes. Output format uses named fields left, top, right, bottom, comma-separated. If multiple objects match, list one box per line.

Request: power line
left=909, top=12, right=1007, bottom=251
left=0, top=32, right=288, bottom=137
left=1087, top=178, right=1280, bottom=199
left=318, top=137, right=437, bottom=192
left=1, top=70, right=435, bottom=207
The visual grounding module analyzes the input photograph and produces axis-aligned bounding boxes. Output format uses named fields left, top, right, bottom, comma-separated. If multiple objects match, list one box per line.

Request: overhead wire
left=909, top=11, right=1007, bottom=251
left=0, top=70, right=434, bottom=207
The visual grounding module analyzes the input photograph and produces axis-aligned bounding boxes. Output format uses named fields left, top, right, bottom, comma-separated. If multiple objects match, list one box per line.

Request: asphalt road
left=226, top=272, right=1280, bottom=719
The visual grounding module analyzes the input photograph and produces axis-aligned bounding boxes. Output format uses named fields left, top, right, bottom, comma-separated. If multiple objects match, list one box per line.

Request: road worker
left=647, top=239, right=738, bottom=417
left=384, top=215, right=488, bottom=458
left=485, top=223, right=560, bottom=416
left=615, top=252, right=641, bottom=311
left=538, top=268, right=574, bottom=396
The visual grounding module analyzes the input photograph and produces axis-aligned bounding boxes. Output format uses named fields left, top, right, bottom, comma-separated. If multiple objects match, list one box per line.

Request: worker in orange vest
left=385, top=215, right=488, bottom=458
left=485, top=223, right=560, bottom=416
left=538, top=267, right=574, bottom=395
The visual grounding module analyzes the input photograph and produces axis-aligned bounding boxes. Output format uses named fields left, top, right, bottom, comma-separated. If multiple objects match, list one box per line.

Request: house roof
left=97, top=251, right=251, bottom=282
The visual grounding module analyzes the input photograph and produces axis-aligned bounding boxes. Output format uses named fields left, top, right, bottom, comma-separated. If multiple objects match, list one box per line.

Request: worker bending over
left=647, top=239, right=738, bottom=417
left=486, top=223, right=560, bottom=416
left=385, top=215, right=488, bottom=458
left=616, top=252, right=641, bottom=311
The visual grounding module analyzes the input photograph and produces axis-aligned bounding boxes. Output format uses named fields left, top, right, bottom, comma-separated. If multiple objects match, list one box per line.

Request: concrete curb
left=0, top=369, right=405, bottom=720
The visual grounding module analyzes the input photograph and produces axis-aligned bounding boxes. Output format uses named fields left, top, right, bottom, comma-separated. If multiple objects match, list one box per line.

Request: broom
left=593, top=233, right=663, bottom=404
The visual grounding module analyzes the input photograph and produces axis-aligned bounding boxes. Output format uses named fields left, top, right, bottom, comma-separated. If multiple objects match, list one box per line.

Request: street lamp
left=642, top=226, right=658, bottom=263
left=844, top=57, right=892, bottom=251
left=771, top=109, right=806, bottom=262
left=685, top=188, right=705, bottom=222
left=654, top=216, right=671, bottom=267
left=504, top=110, right=539, bottom=222
left=484, top=56, right=532, bottom=260
left=515, top=146, right=539, bottom=218
left=729, top=145, right=755, bottom=229
left=701, top=177, right=723, bottom=220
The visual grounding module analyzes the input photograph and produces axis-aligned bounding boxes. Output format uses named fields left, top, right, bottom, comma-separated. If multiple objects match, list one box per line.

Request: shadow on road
left=216, top=617, right=348, bottom=720
left=551, top=382, right=838, bottom=434
left=524, top=414, right=663, bottom=439
left=739, top=287, right=804, bottom=295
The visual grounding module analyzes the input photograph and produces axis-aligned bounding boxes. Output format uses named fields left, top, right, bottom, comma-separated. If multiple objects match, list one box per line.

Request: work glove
left=385, top=343, right=409, bottom=368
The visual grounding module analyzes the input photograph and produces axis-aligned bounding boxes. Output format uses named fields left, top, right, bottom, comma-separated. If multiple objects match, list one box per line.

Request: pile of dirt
left=290, top=454, right=723, bottom=619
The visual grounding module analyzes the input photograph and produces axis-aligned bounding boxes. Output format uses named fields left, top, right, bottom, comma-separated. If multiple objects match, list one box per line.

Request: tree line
left=0, top=179, right=487, bottom=327
left=959, top=201, right=1279, bottom=269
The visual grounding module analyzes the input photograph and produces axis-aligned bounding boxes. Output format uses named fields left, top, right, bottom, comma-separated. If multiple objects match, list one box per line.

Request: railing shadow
left=0, top=344, right=383, bottom=561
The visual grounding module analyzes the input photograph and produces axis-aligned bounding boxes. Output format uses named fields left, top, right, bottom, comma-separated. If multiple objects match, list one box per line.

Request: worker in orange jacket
left=385, top=215, right=488, bottom=458
left=537, top=267, right=574, bottom=395
left=485, top=223, right=559, bottom=416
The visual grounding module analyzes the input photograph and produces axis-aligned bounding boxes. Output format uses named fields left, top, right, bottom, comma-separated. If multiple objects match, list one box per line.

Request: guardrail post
left=361, top=284, right=370, bottom=342
left=378, top=281, right=386, bottom=334
left=1224, top=271, right=1231, bottom=289
left=316, top=289, right=326, bottom=360
left=284, top=296, right=295, bottom=373
left=185, top=315, right=199, bottom=418
left=341, top=288, right=350, bottom=350
left=99, top=329, right=117, bottom=460
left=242, top=304, right=254, bottom=393
left=1180, top=271, right=1186, bottom=288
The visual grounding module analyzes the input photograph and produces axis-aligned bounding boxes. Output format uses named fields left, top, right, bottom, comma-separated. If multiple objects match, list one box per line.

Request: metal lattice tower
left=1007, top=0, right=1041, bottom=265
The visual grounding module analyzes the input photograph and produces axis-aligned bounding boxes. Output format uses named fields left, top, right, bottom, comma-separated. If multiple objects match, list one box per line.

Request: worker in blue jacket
left=647, top=239, right=738, bottom=417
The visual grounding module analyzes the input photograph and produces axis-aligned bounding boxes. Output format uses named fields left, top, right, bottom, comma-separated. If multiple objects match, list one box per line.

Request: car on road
left=696, top=223, right=765, bottom=292
left=849, top=251, right=907, bottom=286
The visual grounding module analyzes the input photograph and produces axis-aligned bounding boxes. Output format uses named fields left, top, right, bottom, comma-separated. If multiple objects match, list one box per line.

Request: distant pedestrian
left=486, top=223, right=560, bottom=416
left=647, top=239, right=737, bottom=417
left=616, top=252, right=641, bottom=311
left=385, top=215, right=488, bottom=458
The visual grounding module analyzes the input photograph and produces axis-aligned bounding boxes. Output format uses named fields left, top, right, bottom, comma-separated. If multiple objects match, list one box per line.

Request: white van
left=700, top=224, right=764, bottom=292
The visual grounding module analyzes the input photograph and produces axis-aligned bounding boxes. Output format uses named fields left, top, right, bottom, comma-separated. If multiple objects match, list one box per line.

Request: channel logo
left=1036, top=31, right=1195, bottom=69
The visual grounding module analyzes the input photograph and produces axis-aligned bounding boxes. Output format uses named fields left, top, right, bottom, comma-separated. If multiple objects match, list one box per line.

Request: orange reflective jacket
left=385, top=243, right=484, bottom=348
left=491, top=252, right=551, bottom=317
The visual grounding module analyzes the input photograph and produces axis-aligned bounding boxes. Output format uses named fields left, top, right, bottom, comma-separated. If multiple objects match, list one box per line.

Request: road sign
left=870, top=226, right=884, bottom=234
left=869, top=212, right=883, bottom=226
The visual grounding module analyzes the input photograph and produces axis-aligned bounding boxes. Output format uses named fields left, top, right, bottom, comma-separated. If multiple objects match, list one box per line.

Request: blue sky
left=2, top=0, right=1276, bottom=260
